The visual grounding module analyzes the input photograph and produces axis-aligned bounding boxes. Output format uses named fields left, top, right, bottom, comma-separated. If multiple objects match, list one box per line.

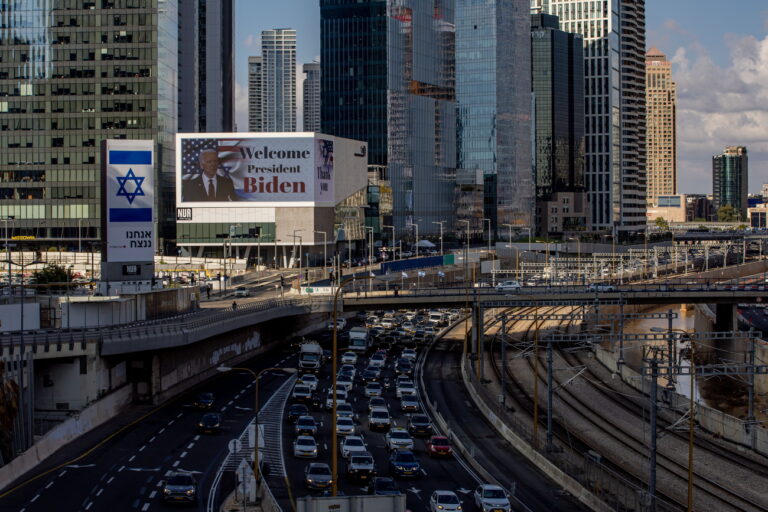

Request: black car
left=395, top=362, right=413, bottom=376
left=407, top=414, right=433, bottom=436
left=287, top=403, right=309, bottom=423
left=198, top=412, right=221, bottom=434
left=362, top=369, right=380, bottom=382
left=194, top=392, right=214, bottom=409
left=162, top=472, right=197, bottom=502
left=389, top=450, right=421, bottom=478
left=369, top=476, right=401, bottom=496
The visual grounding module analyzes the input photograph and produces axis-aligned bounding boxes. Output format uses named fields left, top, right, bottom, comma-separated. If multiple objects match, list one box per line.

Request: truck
left=347, top=326, right=370, bottom=352
left=299, top=341, right=324, bottom=373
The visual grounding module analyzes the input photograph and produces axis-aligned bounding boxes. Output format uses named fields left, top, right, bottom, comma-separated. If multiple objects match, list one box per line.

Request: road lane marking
left=58, top=470, right=67, bottom=477
left=85, top=502, right=93, bottom=510
left=118, top=466, right=125, bottom=472
left=186, top=443, right=194, bottom=449
left=132, top=499, right=140, bottom=508
left=167, top=420, right=174, bottom=426
left=177, top=412, right=183, bottom=418
left=107, top=477, right=115, bottom=484
left=45, top=482, right=53, bottom=489
left=149, top=436, right=156, bottom=443
left=30, top=495, right=39, bottom=502
left=129, top=455, right=136, bottom=462
left=227, top=400, right=234, bottom=406
left=172, top=460, right=180, bottom=467
left=141, top=503, right=150, bottom=511
left=96, top=489, right=103, bottom=496
left=139, top=445, right=146, bottom=452
left=158, top=428, right=165, bottom=434
left=180, top=451, right=188, bottom=458
left=193, top=435, right=200, bottom=441
left=156, top=481, right=163, bottom=487
left=149, top=491, right=157, bottom=499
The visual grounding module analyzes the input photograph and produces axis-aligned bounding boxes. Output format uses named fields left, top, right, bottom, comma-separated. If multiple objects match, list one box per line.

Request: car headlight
left=437, top=506, right=444, bottom=510
left=163, top=488, right=171, bottom=495
left=457, top=507, right=462, bottom=510
left=198, top=423, right=204, bottom=427
left=186, top=489, right=195, bottom=495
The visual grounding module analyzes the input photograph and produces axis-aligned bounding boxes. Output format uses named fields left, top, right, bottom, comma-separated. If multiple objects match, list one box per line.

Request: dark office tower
left=713, top=146, right=748, bottom=221
left=536, top=0, right=647, bottom=236
left=531, top=13, right=588, bottom=236
left=177, top=0, right=234, bottom=132
left=456, top=0, right=534, bottom=235
left=321, top=0, right=457, bottom=234
left=0, top=0, right=178, bottom=253
left=303, top=62, right=321, bottom=132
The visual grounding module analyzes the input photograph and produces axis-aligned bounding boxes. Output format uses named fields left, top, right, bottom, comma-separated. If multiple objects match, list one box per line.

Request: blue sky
left=234, top=1, right=768, bottom=194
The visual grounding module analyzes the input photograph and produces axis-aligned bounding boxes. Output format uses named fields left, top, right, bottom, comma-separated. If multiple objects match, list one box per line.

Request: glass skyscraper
left=531, top=13, right=588, bottom=235
left=456, top=0, right=533, bottom=234
left=0, top=0, right=179, bottom=252
left=713, top=146, right=748, bottom=221
left=321, top=0, right=457, bottom=235
left=302, top=62, right=321, bottom=132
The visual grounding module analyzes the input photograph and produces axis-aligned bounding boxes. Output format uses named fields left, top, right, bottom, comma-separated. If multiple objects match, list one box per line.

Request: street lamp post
left=522, top=226, right=532, bottom=252
left=383, top=225, right=396, bottom=260
left=315, top=231, right=327, bottom=279
left=459, top=220, right=470, bottom=281
left=482, top=218, right=492, bottom=255
left=406, top=222, right=419, bottom=256
left=502, top=223, right=513, bottom=248
left=432, top=221, right=445, bottom=256
left=217, top=366, right=296, bottom=500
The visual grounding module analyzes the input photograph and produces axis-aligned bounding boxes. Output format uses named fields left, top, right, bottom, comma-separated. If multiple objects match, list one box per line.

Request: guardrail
left=0, top=296, right=334, bottom=358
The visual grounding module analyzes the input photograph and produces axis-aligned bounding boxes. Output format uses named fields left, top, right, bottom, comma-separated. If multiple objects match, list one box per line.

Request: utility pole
left=546, top=339, right=554, bottom=452
left=648, top=354, right=659, bottom=512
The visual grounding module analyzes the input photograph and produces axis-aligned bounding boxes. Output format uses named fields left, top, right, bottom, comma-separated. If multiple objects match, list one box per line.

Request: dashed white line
left=176, top=412, right=183, bottom=418
left=45, top=482, right=53, bottom=489
left=118, top=466, right=125, bottom=472
left=186, top=443, right=194, bottom=449
left=58, top=470, right=67, bottom=477
left=167, top=420, right=174, bottom=426
left=141, top=503, right=150, bottom=511
left=107, top=476, right=115, bottom=483
left=156, top=481, right=163, bottom=487
left=227, top=400, right=234, bottom=406
left=180, top=451, right=188, bottom=458
left=30, top=495, right=40, bottom=503
left=85, top=502, right=93, bottom=510
left=221, top=407, right=228, bottom=412
left=193, top=435, right=201, bottom=441
left=149, top=436, right=156, bottom=443
left=139, top=445, right=146, bottom=452
left=96, top=488, right=104, bottom=496
left=158, top=428, right=165, bottom=434
left=149, top=490, right=157, bottom=499
left=172, top=460, right=180, bottom=467
left=129, top=455, right=136, bottom=462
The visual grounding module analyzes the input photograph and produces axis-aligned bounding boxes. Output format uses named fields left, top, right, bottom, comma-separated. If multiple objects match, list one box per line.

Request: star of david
left=115, top=168, right=145, bottom=204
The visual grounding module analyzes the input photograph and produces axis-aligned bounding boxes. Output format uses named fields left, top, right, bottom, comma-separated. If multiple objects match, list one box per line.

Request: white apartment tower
left=645, top=47, right=677, bottom=203
left=532, top=0, right=647, bottom=235
left=248, top=56, right=264, bottom=132
left=303, top=62, right=321, bottom=132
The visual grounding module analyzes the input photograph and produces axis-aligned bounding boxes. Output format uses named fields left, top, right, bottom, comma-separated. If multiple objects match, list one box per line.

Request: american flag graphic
left=181, top=138, right=244, bottom=177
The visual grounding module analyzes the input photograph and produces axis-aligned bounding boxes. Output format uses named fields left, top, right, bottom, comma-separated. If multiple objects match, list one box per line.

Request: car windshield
left=297, top=438, right=314, bottom=446
left=301, top=375, right=316, bottom=382
left=484, top=489, right=506, bottom=499
left=294, top=386, right=310, bottom=393
left=367, top=383, right=381, bottom=388
left=199, top=393, right=213, bottom=401
left=290, top=405, right=307, bottom=413
left=167, top=474, right=194, bottom=485
left=346, top=438, right=364, bottom=447
left=377, top=479, right=397, bottom=491
left=372, top=411, right=388, bottom=419
left=303, top=354, right=320, bottom=361
left=432, top=438, right=449, bottom=446
left=202, top=413, right=219, bottom=422
left=437, top=494, right=460, bottom=504
left=391, top=432, right=409, bottom=439
left=351, top=456, right=373, bottom=465
left=338, top=418, right=353, bottom=425
left=395, top=452, right=416, bottom=462
left=412, top=415, right=429, bottom=424
left=298, top=418, right=314, bottom=426
left=310, top=466, right=331, bottom=476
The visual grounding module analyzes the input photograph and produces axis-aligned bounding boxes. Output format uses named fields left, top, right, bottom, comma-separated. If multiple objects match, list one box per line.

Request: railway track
left=483, top=305, right=768, bottom=512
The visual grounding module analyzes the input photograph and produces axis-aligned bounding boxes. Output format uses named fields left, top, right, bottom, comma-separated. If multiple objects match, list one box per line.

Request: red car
left=426, top=435, right=453, bottom=457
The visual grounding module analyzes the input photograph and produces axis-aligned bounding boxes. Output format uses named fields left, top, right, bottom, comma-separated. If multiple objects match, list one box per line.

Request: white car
left=369, top=354, right=386, bottom=368
left=368, top=397, right=387, bottom=412
left=429, top=490, right=463, bottom=512
left=297, top=374, right=318, bottom=392
left=473, top=484, right=511, bottom=512
left=291, top=385, right=312, bottom=402
left=341, top=351, right=358, bottom=365
left=327, top=317, right=347, bottom=330
left=326, top=389, right=348, bottom=409
left=385, top=427, right=414, bottom=451
left=336, top=375, right=354, bottom=393
left=340, top=435, right=367, bottom=458
left=368, top=407, right=391, bottom=431
left=495, top=280, right=522, bottom=292
left=340, top=364, right=357, bottom=379
left=364, top=382, right=383, bottom=398
left=396, top=380, right=416, bottom=398
left=336, top=417, right=356, bottom=436
left=293, top=436, right=319, bottom=458
left=401, top=348, right=417, bottom=361
left=233, top=287, right=249, bottom=297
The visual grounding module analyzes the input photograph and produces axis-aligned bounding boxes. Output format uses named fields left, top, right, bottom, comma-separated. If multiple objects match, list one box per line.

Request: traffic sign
left=228, top=439, right=242, bottom=453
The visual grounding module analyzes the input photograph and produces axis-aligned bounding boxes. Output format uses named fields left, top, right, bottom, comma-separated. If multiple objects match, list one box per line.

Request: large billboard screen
left=177, top=135, right=335, bottom=206
left=103, top=140, right=155, bottom=263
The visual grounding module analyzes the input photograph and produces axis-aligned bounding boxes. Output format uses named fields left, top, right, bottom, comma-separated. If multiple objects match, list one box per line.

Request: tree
left=654, top=217, right=669, bottom=230
left=717, top=205, right=740, bottom=222
left=32, top=264, right=69, bottom=285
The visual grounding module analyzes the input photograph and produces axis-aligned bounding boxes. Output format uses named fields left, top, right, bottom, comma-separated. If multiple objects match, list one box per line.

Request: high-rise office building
left=533, top=0, right=647, bottom=236
left=456, top=0, right=533, bottom=234
left=530, top=13, right=588, bottom=236
left=322, top=0, right=457, bottom=235
left=0, top=1, right=179, bottom=252
left=713, top=146, right=748, bottom=220
left=248, top=56, right=264, bottom=132
left=645, top=47, right=677, bottom=204
left=303, top=62, right=321, bottom=132
left=248, top=29, right=297, bottom=132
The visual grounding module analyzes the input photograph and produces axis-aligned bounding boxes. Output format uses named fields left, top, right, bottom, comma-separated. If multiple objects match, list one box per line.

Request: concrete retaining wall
left=0, top=384, right=132, bottom=491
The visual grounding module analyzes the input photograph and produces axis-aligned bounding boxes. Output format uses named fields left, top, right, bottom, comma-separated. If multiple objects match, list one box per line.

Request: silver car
left=293, top=435, right=319, bottom=458
left=336, top=416, right=356, bottom=436
left=304, top=462, right=333, bottom=490
left=162, top=472, right=197, bottom=503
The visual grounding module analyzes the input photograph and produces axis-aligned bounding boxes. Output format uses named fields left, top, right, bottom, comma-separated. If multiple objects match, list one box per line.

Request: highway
left=0, top=342, right=299, bottom=512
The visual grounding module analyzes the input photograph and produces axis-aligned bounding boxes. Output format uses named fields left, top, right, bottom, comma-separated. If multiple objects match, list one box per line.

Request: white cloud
left=670, top=34, right=768, bottom=193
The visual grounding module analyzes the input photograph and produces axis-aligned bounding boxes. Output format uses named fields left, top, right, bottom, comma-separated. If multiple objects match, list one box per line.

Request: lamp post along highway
left=432, top=221, right=445, bottom=255
left=217, top=366, right=296, bottom=500
left=383, top=225, right=396, bottom=260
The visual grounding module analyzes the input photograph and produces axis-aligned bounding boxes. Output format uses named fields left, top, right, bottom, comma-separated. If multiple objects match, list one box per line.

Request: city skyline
left=235, top=0, right=768, bottom=194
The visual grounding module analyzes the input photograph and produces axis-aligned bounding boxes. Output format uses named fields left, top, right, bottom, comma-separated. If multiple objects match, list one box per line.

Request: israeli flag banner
left=418, top=271, right=426, bottom=277
left=401, top=272, right=408, bottom=278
